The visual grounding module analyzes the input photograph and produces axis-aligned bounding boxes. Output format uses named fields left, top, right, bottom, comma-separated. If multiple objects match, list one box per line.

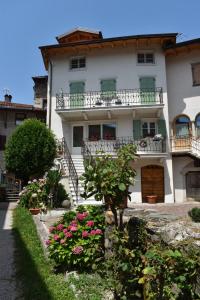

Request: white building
left=39, top=28, right=200, bottom=204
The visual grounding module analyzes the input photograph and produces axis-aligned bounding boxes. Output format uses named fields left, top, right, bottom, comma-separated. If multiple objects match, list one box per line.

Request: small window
left=192, top=63, right=200, bottom=86
left=15, top=113, right=26, bottom=125
left=88, top=125, right=101, bottom=141
left=137, top=53, right=154, bottom=64
left=70, top=57, right=86, bottom=70
left=142, top=122, right=156, bottom=138
left=103, top=124, right=116, bottom=140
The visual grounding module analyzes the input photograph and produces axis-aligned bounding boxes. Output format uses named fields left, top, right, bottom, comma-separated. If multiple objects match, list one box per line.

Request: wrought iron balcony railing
left=56, top=88, right=163, bottom=110
left=82, top=136, right=166, bottom=156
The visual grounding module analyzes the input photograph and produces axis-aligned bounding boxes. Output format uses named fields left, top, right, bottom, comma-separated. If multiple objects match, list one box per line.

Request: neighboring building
left=32, top=75, right=48, bottom=109
left=39, top=27, right=200, bottom=204
left=0, top=94, right=46, bottom=172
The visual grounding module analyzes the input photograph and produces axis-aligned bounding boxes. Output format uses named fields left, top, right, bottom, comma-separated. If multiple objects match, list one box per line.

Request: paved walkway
left=0, top=202, right=18, bottom=300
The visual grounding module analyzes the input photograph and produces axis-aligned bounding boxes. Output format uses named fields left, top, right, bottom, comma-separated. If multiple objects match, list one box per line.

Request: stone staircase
left=6, top=189, right=20, bottom=202
left=61, top=155, right=98, bottom=205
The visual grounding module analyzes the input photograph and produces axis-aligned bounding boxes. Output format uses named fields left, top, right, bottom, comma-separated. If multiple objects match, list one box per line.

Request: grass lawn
left=13, top=206, right=109, bottom=300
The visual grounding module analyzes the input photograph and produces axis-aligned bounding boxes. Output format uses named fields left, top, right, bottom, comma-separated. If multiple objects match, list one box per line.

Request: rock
left=62, top=199, right=71, bottom=209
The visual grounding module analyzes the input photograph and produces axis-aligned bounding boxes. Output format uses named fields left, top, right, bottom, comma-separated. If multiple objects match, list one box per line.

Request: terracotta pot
left=29, top=208, right=40, bottom=215
left=146, top=195, right=157, bottom=204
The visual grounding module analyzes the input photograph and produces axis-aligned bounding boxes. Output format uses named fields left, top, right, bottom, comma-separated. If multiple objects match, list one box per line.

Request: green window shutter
left=100, top=79, right=116, bottom=91
left=100, top=79, right=116, bottom=100
left=133, top=120, right=141, bottom=140
left=157, top=119, right=167, bottom=137
left=69, top=82, right=85, bottom=107
left=140, top=77, right=155, bottom=103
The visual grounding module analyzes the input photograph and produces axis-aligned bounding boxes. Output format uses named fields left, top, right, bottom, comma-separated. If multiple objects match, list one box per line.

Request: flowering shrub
left=46, top=205, right=105, bottom=270
left=19, top=178, right=48, bottom=210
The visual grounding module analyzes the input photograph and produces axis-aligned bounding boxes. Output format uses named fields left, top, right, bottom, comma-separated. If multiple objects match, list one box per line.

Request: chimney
left=4, top=94, right=12, bottom=102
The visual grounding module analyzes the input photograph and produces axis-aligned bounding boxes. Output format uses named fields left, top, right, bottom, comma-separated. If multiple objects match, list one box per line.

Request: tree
left=81, top=144, right=138, bottom=228
left=5, top=119, right=57, bottom=182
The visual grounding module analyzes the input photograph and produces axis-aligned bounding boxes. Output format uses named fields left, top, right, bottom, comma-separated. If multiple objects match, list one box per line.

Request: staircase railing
left=82, top=140, right=95, bottom=165
left=62, top=138, right=79, bottom=203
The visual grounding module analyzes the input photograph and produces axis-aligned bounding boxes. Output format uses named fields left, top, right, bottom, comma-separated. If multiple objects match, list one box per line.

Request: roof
left=40, top=32, right=178, bottom=50
left=0, top=101, right=46, bottom=112
left=164, top=37, right=200, bottom=49
left=56, top=27, right=102, bottom=40
left=32, top=75, right=48, bottom=83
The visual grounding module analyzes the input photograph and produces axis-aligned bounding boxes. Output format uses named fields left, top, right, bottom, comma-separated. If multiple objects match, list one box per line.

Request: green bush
left=188, top=207, right=200, bottom=222
left=46, top=205, right=105, bottom=271
left=5, top=119, right=56, bottom=182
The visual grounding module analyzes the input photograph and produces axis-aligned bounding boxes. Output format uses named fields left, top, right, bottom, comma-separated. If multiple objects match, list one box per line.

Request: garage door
left=141, top=165, right=164, bottom=203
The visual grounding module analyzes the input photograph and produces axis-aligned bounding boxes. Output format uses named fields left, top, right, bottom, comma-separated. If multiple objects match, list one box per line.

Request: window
left=88, top=124, right=116, bottom=141
left=70, top=57, right=86, bottom=70
left=15, top=113, right=26, bottom=125
left=142, top=122, right=156, bottom=138
left=43, top=99, right=47, bottom=110
left=175, top=115, right=190, bottom=137
left=137, top=53, right=154, bottom=64
left=192, top=63, right=200, bottom=86
left=0, top=135, right=6, bottom=151
left=195, top=114, right=200, bottom=137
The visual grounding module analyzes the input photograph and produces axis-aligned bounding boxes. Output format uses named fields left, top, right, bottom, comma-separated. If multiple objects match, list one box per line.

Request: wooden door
left=141, top=165, right=164, bottom=202
left=186, top=172, right=200, bottom=201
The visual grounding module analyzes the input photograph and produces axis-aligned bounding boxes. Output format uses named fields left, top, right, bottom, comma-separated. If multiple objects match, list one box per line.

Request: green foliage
left=13, top=206, right=75, bottom=300
left=5, top=119, right=56, bottom=181
left=19, top=178, right=48, bottom=210
left=188, top=207, right=200, bottom=222
left=47, top=205, right=105, bottom=271
left=101, top=218, right=200, bottom=300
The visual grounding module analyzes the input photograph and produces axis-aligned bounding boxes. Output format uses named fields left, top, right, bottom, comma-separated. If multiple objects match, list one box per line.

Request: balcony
left=82, top=136, right=167, bottom=158
left=56, top=88, right=163, bottom=120
left=171, top=136, right=200, bottom=158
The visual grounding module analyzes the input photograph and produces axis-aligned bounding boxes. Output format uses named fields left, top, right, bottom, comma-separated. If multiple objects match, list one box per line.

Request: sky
left=0, top=0, right=200, bottom=104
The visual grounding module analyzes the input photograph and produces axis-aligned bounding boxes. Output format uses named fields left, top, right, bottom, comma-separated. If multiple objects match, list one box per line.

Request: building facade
left=40, top=28, right=200, bottom=204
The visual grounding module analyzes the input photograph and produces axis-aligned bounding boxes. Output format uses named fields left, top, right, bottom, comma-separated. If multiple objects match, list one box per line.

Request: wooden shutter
left=133, top=120, right=141, bottom=140
left=157, top=119, right=167, bottom=137
left=70, top=82, right=85, bottom=94
left=192, top=63, right=200, bottom=86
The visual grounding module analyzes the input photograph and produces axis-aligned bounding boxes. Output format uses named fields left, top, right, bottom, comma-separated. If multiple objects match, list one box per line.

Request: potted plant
left=146, top=195, right=157, bottom=204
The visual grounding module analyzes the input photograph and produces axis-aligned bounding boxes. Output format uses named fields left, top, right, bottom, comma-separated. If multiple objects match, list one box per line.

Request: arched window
left=195, top=114, right=200, bottom=137
left=174, top=115, right=190, bottom=137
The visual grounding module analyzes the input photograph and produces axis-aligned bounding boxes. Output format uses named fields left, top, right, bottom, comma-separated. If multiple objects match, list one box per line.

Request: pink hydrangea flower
left=90, top=230, right=96, bottom=235
left=53, top=234, right=60, bottom=241
left=76, top=212, right=88, bottom=221
left=63, top=228, right=68, bottom=234
left=72, top=246, right=84, bottom=255
left=65, top=232, right=73, bottom=238
left=69, top=226, right=78, bottom=232
left=86, top=220, right=94, bottom=227
left=45, top=239, right=51, bottom=245
left=82, top=231, right=89, bottom=238
left=95, top=229, right=103, bottom=235
left=70, top=220, right=77, bottom=226
left=57, top=224, right=64, bottom=231
left=60, top=239, right=66, bottom=244
left=49, top=226, right=56, bottom=233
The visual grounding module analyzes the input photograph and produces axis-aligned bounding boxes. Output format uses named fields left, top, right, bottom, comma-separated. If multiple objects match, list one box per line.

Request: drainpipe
left=48, top=60, right=53, bottom=129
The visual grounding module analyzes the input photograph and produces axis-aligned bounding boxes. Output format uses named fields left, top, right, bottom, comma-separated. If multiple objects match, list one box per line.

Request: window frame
left=142, top=121, right=157, bottom=138
left=88, top=123, right=117, bottom=141
left=69, top=56, right=86, bottom=71
left=15, top=113, right=26, bottom=126
left=137, top=52, right=155, bottom=64
left=191, top=62, right=200, bottom=86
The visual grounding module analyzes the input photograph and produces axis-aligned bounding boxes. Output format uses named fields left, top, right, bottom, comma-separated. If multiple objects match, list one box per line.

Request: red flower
left=86, top=220, right=94, bottom=227
left=76, top=212, right=88, bottom=221
left=65, top=232, right=73, bottom=238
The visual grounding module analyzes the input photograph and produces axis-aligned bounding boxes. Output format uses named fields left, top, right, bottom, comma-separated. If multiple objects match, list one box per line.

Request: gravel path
left=0, top=202, right=19, bottom=300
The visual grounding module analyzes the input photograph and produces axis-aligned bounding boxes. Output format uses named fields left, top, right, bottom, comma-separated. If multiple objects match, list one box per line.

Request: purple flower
left=86, top=220, right=94, bottom=227
left=57, top=224, right=64, bottom=231
left=72, top=246, right=84, bottom=255
left=53, top=234, right=60, bottom=241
